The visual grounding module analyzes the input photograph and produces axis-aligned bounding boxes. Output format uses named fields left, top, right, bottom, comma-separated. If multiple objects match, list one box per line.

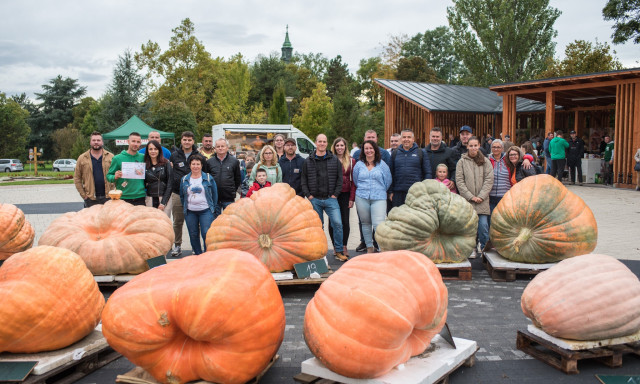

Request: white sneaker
left=171, top=245, right=182, bottom=257
left=469, top=249, right=477, bottom=259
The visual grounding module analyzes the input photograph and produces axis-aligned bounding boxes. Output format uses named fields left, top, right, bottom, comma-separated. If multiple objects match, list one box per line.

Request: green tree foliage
left=29, top=76, right=86, bottom=158
left=152, top=100, right=197, bottom=137
left=352, top=109, right=385, bottom=147
left=603, top=0, right=640, bottom=44
left=293, top=52, right=329, bottom=79
left=249, top=53, right=295, bottom=109
left=447, top=0, right=561, bottom=86
left=357, top=57, right=394, bottom=111
left=269, top=82, right=289, bottom=124
left=212, top=54, right=265, bottom=124
left=100, top=50, right=146, bottom=129
left=379, top=34, right=409, bottom=71
left=51, top=127, right=83, bottom=159
left=396, top=56, right=443, bottom=83
left=70, top=135, right=86, bottom=159
left=136, top=18, right=218, bottom=136
left=0, top=93, right=31, bottom=159
left=401, top=26, right=468, bottom=83
left=538, top=39, right=624, bottom=78
left=72, top=97, right=97, bottom=131
left=293, top=83, right=334, bottom=141
left=331, top=85, right=361, bottom=142
left=324, top=55, right=354, bottom=99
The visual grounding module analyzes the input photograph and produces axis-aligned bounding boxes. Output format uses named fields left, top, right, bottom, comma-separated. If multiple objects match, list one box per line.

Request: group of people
left=72, top=124, right=549, bottom=261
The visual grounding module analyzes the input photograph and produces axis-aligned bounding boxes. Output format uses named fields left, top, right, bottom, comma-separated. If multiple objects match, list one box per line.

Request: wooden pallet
left=293, top=353, right=476, bottom=384
left=6, top=346, right=120, bottom=384
left=481, top=253, right=548, bottom=282
left=517, top=330, right=640, bottom=374
left=437, top=265, right=472, bottom=281
left=276, top=271, right=334, bottom=286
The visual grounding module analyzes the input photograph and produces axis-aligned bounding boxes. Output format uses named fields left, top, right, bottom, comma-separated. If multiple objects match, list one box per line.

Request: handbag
left=634, top=162, right=640, bottom=172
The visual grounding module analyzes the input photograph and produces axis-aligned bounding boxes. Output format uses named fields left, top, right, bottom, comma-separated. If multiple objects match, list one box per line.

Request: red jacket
left=340, top=158, right=356, bottom=202
left=246, top=181, right=271, bottom=198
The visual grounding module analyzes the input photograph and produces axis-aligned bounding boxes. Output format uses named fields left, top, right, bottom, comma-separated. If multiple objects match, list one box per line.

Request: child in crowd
left=435, top=163, right=457, bottom=194
left=246, top=168, right=271, bottom=197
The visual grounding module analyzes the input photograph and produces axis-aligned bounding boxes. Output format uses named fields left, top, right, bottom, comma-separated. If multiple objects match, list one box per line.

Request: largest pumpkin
left=39, top=199, right=174, bottom=275
left=490, top=174, right=597, bottom=263
left=205, top=183, right=328, bottom=272
left=0, top=246, right=104, bottom=353
left=0, top=203, right=35, bottom=260
left=375, top=179, right=478, bottom=263
left=304, top=251, right=448, bottom=379
left=101, top=249, right=285, bottom=384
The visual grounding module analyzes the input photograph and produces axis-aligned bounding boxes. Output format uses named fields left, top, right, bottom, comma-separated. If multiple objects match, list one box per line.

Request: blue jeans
left=214, top=201, right=233, bottom=219
left=477, top=214, right=489, bottom=250
left=355, top=196, right=387, bottom=248
left=310, top=197, right=343, bottom=253
left=488, top=195, right=502, bottom=228
left=185, top=209, right=214, bottom=255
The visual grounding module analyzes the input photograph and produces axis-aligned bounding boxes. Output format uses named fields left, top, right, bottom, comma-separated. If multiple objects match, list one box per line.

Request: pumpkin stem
left=513, top=228, right=532, bottom=253
left=258, top=234, right=272, bottom=249
left=158, top=312, right=170, bottom=327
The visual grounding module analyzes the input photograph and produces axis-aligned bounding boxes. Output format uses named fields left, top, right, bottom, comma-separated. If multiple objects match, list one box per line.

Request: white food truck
left=212, top=124, right=316, bottom=158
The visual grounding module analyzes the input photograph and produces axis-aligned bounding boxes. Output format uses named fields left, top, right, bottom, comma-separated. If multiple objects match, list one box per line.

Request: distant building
left=281, top=25, right=293, bottom=64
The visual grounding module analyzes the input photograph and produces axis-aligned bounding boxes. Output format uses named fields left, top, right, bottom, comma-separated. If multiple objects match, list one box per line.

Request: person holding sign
left=179, top=154, right=217, bottom=255
left=107, top=132, right=146, bottom=206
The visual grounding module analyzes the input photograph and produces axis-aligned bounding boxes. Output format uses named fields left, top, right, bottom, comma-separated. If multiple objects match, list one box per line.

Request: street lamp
left=285, top=96, right=294, bottom=124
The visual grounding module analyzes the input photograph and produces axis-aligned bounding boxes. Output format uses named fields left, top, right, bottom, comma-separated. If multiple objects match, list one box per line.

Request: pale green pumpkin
left=375, top=180, right=478, bottom=263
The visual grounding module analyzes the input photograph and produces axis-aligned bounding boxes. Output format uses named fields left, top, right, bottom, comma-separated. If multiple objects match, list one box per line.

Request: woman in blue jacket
left=179, top=154, right=218, bottom=255
left=353, top=140, right=392, bottom=253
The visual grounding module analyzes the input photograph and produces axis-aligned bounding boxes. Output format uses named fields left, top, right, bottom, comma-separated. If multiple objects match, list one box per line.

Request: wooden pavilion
left=491, top=68, right=640, bottom=189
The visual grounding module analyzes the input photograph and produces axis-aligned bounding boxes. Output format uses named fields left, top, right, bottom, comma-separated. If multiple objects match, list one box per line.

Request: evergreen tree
left=101, top=50, right=146, bottom=128
left=293, top=83, right=334, bottom=141
left=324, top=55, right=354, bottom=99
left=331, top=85, right=360, bottom=141
left=269, top=82, right=289, bottom=124
left=603, top=0, right=640, bottom=44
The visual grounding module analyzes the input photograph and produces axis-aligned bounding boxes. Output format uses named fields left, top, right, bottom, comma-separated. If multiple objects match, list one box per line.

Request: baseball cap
left=460, top=125, right=472, bottom=134
left=570, top=130, right=576, bottom=134
left=284, top=137, right=296, bottom=145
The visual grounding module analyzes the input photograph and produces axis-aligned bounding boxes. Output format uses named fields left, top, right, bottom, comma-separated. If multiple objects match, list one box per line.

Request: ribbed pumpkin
left=39, top=199, right=174, bottom=275
left=205, top=183, right=328, bottom=272
left=0, top=246, right=104, bottom=353
left=0, top=203, right=35, bottom=260
left=375, top=180, right=478, bottom=263
left=102, top=249, right=285, bottom=384
left=521, top=254, right=640, bottom=340
left=490, top=174, right=597, bottom=263
left=304, top=251, right=448, bottom=378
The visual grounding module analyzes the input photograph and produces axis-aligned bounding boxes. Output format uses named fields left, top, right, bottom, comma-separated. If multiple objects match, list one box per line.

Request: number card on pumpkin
left=0, top=362, right=37, bottom=382
left=293, top=259, right=328, bottom=279
left=146, top=255, right=167, bottom=269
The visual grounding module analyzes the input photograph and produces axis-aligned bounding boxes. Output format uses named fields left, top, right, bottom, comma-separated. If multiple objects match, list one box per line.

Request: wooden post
left=33, top=147, right=38, bottom=176
left=545, top=91, right=555, bottom=135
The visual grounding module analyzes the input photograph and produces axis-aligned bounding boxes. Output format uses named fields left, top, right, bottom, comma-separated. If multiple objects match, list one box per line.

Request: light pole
left=285, top=96, right=294, bottom=124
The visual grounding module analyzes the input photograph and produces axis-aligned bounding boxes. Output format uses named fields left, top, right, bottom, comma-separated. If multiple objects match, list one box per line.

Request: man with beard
left=74, top=131, right=115, bottom=207
left=107, top=132, right=147, bottom=205
left=426, top=127, right=457, bottom=183
left=453, top=125, right=474, bottom=162
left=279, top=137, right=305, bottom=196
left=200, top=133, right=215, bottom=160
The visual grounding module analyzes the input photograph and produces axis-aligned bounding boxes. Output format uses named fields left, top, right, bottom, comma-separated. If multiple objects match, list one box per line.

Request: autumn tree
left=447, top=0, right=561, bottom=86
left=538, top=39, right=624, bottom=78
left=396, top=56, right=443, bottom=83
left=293, top=83, right=334, bottom=141
left=379, top=34, right=409, bottom=71
left=0, top=93, right=30, bottom=159
left=603, top=0, right=640, bottom=44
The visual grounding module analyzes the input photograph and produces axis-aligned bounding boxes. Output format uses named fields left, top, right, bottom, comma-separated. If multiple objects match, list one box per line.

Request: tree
left=212, top=54, right=265, bottom=124
left=538, top=39, right=624, bottom=78
left=269, top=82, right=289, bottom=124
left=401, top=26, right=468, bottom=83
left=72, top=97, right=97, bottom=131
left=248, top=53, right=295, bottom=109
left=151, top=100, right=197, bottom=137
left=51, top=127, right=82, bottom=159
left=603, top=0, right=640, bottom=44
left=0, top=93, right=31, bottom=159
left=100, top=50, right=146, bottom=129
left=396, top=57, right=443, bottom=83
left=447, top=0, right=561, bottom=86
left=29, top=76, right=86, bottom=158
left=379, top=34, right=409, bottom=70
left=356, top=57, right=394, bottom=110
left=293, top=52, right=329, bottom=79
left=293, top=83, right=334, bottom=141
left=331, top=85, right=361, bottom=142
left=324, top=55, right=354, bottom=100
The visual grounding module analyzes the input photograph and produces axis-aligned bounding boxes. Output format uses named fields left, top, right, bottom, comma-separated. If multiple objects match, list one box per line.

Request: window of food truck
left=297, top=138, right=315, bottom=154
left=226, top=132, right=275, bottom=153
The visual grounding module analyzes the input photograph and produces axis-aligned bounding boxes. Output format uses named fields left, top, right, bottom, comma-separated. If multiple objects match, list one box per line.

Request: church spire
left=281, top=25, right=293, bottom=64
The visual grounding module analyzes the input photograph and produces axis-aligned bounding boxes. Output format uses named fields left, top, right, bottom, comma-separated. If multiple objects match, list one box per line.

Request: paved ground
left=1, top=183, right=639, bottom=383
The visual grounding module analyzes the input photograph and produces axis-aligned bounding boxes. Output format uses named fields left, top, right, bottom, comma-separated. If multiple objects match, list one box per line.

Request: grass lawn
left=0, top=179, right=75, bottom=186
left=0, top=161, right=75, bottom=185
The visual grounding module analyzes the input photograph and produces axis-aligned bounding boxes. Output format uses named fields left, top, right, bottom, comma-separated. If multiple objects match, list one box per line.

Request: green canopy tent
left=103, top=115, right=175, bottom=146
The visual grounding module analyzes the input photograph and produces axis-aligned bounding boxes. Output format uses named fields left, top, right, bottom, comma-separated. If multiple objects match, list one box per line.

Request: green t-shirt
left=106, top=150, right=146, bottom=199
left=549, top=137, right=569, bottom=160
left=603, top=142, right=614, bottom=162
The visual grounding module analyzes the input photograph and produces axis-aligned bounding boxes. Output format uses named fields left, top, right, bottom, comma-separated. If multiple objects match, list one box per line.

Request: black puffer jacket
left=426, top=143, right=457, bottom=182
left=301, top=151, right=342, bottom=199
left=144, top=162, right=173, bottom=205
left=206, top=153, right=241, bottom=203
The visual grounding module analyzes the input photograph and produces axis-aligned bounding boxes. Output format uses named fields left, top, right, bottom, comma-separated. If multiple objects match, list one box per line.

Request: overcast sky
left=0, top=0, right=637, bottom=100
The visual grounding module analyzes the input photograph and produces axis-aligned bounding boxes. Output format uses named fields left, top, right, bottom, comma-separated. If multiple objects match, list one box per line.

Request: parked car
left=53, top=159, right=77, bottom=172
left=0, top=159, right=24, bottom=172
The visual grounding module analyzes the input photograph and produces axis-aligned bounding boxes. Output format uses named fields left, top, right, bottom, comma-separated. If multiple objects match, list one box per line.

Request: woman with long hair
left=505, top=146, right=536, bottom=184
left=248, top=145, right=282, bottom=185
left=143, top=140, right=172, bottom=215
left=456, top=136, right=494, bottom=257
left=353, top=140, right=392, bottom=254
left=273, top=134, right=286, bottom=161
left=329, top=137, right=356, bottom=257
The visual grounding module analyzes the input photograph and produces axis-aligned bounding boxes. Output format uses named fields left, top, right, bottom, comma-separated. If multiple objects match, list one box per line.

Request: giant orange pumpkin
left=0, top=246, right=104, bottom=353
left=489, top=175, right=597, bottom=263
left=101, top=249, right=285, bottom=384
left=205, top=183, right=328, bottom=272
left=39, top=199, right=174, bottom=275
left=304, top=251, right=448, bottom=379
left=521, top=254, right=640, bottom=340
left=0, top=203, right=34, bottom=260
